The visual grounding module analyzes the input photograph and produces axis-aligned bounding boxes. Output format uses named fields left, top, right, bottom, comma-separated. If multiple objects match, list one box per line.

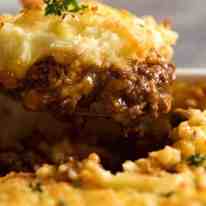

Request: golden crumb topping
left=0, top=1, right=177, bottom=78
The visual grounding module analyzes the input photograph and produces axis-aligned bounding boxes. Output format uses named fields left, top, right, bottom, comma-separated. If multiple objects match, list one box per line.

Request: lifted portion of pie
left=0, top=1, right=177, bottom=127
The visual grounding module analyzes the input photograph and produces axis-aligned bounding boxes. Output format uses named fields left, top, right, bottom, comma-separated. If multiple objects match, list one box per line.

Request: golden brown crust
left=0, top=1, right=177, bottom=78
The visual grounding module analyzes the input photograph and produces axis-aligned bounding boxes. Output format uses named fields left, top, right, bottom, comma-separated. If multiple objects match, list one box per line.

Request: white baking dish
left=177, top=69, right=206, bottom=81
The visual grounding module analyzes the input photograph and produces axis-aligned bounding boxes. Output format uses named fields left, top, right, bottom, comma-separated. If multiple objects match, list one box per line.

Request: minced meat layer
left=4, top=56, right=175, bottom=127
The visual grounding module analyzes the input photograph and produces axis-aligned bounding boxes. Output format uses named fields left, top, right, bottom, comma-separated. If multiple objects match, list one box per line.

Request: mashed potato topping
left=0, top=1, right=177, bottom=78
left=1, top=109, right=206, bottom=205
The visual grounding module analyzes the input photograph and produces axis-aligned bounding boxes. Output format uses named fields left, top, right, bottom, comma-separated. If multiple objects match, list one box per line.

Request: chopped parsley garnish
left=29, top=181, right=43, bottom=193
left=187, top=154, right=206, bottom=166
left=73, top=179, right=81, bottom=188
left=44, top=0, right=87, bottom=16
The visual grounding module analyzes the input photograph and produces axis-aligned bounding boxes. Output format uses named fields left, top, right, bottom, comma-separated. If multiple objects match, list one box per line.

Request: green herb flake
left=44, top=0, right=87, bottom=16
left=187, top=154, right=206, bottom=166
left=29, top=181, right=43, bottom=193
left=72, top=179, right=81, bottom=188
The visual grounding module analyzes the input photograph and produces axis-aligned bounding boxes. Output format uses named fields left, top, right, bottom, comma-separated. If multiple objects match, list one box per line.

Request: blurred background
left=0, top=0, right=205, bottom=68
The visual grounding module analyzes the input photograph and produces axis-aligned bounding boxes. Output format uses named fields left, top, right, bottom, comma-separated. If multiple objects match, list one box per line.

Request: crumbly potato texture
left=0, top=1, right=177, bottom=78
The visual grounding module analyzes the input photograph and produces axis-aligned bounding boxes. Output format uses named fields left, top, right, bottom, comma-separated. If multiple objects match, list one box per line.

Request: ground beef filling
left=19, top=57, right=175, bottom=125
